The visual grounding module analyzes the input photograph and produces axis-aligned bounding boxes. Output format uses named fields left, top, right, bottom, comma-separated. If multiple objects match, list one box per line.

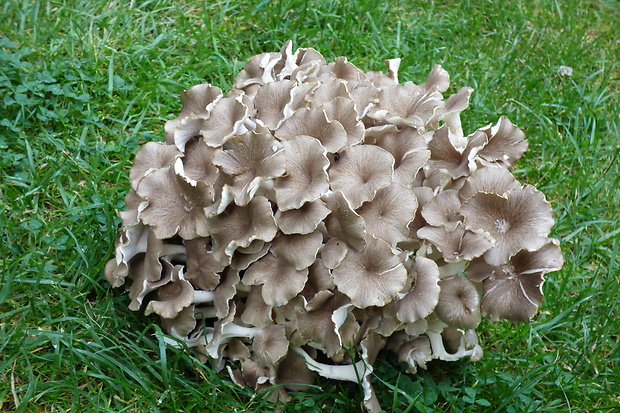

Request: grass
left=1, top=0, right=618, bottom=411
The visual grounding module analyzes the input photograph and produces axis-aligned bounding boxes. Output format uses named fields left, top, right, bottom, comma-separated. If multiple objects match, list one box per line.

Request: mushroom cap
left=252, top=324, right=289, bottom=366
left=105, top=223, right=153, bottom=288
left=430, top=86, right=473, bottom=137
left=136, top=165, right=213, bottom=240
left=208, top=195, right=278, bottom=265
left=230, top=240, right=271, bottom=271
left=199, top=92, right=253, bottom=148
left=321, top=238, right=349, bottom=270
left=396, top=256, right=441, bottom=324
left=420, top=189, right=463, bottom=231
left=274, top=199, right=331, bottom=235
left=368, top=81, right=443, bottom=129
left=276, top=351, right=316, bottom=392
left=275, top=106, right=348, bottom=153
left=441, top=327, right=464, bottom=354
left=183, top=237, right=223, bottom=291
left=477, top=116, right=528, bottom=168
left=296, top=290, right=352, bottom=357
left=145, top=265, right=195, bottom=319
left=213, top=128, right=286, bottom=206
left=300, top=259, right=336, bottom=300
left=332, top=236, right=408, bottom=308
left=481, top=270, right=544, bottom=323
left=422, top=64, right=450, bottom=93
left=467, top=239, right=563, bottom=322
left=461, top=185, right=555, bottom=266
left=240, top=285, right=273, bottom=327
left=118, top=188, right=144, bottom=228
left=271, top=230, right=323, bottom=270
left=320, top=97, right=365, bottom=148
left=459, top=165, right=521, bottom=201
left=177, top=137, right=219, bottom=185
left=253, top=79, right=297, bottom=130
left=328, top=144, right=395, bottom=209
left=435, top=275, right=481, bottom=330
left=323, top=190, right=366, bottom=251
left=273, top=135, right=330, bottom=211
left=397, top=335, right=433, bottom=374
left=426, top=125, right=486, bottom=179
left=242, top=252, right=309, bottom=307
left=126, top=252, right=171, bottom=312
left=164, top=83, right=223, bottom=145
left=417, top=223, right=495, bottom=262
left=365, top=125, right=430, bottom=187
left=306, top=78, right=351, bottom=108
left=129, top=142, right=182, bottom=190
left=356, top=183, right=418, bottom=247
left=213, top=267, right=240, bottom=319
left=160, top=304, right=197, bottom=341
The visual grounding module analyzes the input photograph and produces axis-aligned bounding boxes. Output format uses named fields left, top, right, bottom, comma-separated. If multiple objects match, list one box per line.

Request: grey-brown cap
left=435, top=275, right=481, bottom=330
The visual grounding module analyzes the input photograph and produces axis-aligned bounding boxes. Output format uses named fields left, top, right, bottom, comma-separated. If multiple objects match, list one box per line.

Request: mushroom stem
left=243, top=117, right=258, bottom=131
left=205, top=322, right=262, bottom=359
left=425, top=319, right=481, bottom=361
left=292, top=347, right=368, bottom=382
left=161, top=244, right=187, bottom=259
left=195, top=306, right=217, bottom=319
left=193, top=290, right=216, bottom=304
left=438, top=261, right=467, bottom=278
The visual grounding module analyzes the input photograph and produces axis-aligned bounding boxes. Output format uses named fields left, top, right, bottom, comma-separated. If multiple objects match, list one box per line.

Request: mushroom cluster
left=106, top=42, right=563, bottom=412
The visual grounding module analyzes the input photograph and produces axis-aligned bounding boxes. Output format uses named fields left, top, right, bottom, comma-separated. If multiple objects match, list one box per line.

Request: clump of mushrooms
left=106, top=42, right=563, bottom=412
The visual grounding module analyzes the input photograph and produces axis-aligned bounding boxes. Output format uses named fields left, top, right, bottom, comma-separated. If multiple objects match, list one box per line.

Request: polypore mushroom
left=273, top=135, right=330, bottom=211
left=466, top=239, right=563, bottom=322
left=476, top=116, right=529, bottom=168
left=458, top=165, right=521, bottom=201
left=434, top=275, right=481, bottom=330
left=136, top=165, right=213, bottom=240
left=461, top=185, right=555, bottom=266
left=328, top=144, right=395, bottom=209
left=212, top=128, right=286, bottom=206
left=356, top=183, right=418, bottom=247
left=275, top=106, right=348, bottom=153
left=365, top=125, right=430, bottom=187
left=107, top=42, right=563, bottom=413
left=396, top=256, right=441, bottom=326
left=332, top=236, right=408, bottom=308
left=242, top=252, right=309, bottom=307
left=274, top=199, right=331, bottom=235
left=207, top=195, right=278, bottom=265
left=367, top=81, right=443, bottom=129
left=164, top=83, right=223, bottom=146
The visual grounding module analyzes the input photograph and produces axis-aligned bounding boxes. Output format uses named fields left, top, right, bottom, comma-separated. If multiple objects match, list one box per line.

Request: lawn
left=1, top=0, right=619, bottom=411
